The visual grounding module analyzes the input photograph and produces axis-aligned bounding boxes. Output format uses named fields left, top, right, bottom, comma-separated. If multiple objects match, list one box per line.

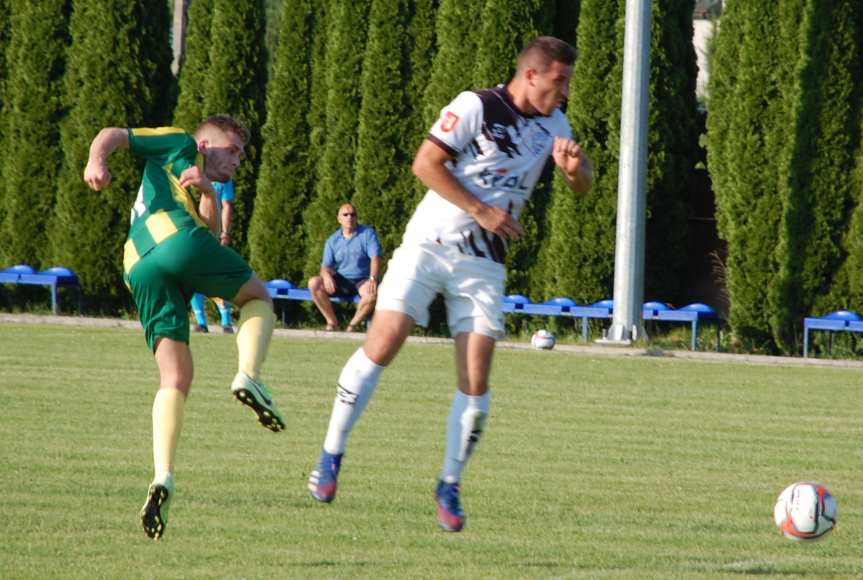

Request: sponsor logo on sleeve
left=441, top=111, right=460, bottom=133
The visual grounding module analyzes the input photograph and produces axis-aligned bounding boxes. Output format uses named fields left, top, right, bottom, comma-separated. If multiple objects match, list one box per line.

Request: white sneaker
left=140, top=475, right=174, bottom=540
left=231, top=372, right=285, bottom=432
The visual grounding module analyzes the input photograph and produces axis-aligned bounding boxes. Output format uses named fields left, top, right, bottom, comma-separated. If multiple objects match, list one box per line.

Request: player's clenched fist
left=179, top=166, right=215, bottom=195
left=552, top=136, right=593, bottom=192
left=84, top=159, right=112, bottom=191
left=552, top=137, right=584, bottom=175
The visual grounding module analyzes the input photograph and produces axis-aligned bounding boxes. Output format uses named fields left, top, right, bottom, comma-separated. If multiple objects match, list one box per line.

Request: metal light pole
left=600, top=0, right=652, bottom=345
left=171, top=0, right=191, bottom=76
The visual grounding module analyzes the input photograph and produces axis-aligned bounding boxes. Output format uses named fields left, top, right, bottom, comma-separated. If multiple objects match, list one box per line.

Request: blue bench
left=0, top=264, right=80, bottom=314
left=266, top=279, right=360, bottom=325
left=641, top=301, right=721, bottom=351
left=503, top=295, right=721, bottom=350
left=803, top=310, right=863, bottom=357
left=503, top=294, right=613, bottom=342
left=266, top=279, right=360, bottom=304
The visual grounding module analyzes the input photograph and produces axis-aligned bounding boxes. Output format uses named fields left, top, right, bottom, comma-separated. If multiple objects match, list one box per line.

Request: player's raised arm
left=411, top=139, right=525, bottom=241
left=552, top=136, right=593, bottom=193
left=83, top=128, right=129, bottom=191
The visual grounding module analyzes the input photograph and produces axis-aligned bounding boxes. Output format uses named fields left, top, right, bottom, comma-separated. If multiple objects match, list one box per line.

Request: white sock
left=441, top=390, right=490, bottom=483
left=153, top=471, right=175, bottom=490
left=323, top=348, right=385, bottom=455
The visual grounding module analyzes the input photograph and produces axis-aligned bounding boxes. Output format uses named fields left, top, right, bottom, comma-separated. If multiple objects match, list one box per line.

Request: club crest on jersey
left=441, top=111, right=460, bottom=132
left=524, top=125, right=553, bottom=156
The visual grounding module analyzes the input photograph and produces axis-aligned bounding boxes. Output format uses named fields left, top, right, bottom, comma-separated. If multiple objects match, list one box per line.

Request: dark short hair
left=517, top=36, right=576, bottom=72
left=197, top=114, right=250, bottom=145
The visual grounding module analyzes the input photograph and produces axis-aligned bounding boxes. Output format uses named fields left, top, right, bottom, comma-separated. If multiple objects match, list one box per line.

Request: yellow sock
left=152, top=387, right=186, bottom=479
left=237, top=299, right=276, bottom=380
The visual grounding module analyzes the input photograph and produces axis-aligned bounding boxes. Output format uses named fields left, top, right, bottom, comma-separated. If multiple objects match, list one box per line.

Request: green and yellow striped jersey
left=124, top=127, right=208, bottom=273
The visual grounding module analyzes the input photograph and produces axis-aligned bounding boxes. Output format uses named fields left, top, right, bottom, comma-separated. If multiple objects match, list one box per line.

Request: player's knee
left=363, top=342, right=395, bottom=366
left=160, top=370, right=193, bottom=393
left=363, top=324, right=409, bottom=366
left=239, top=292, right=272, bottom=309
left=309, top=276, right=323, bottom=292
left=458, top=377, right=489, bottom=395
left=233, top=277, right=271, bottom=307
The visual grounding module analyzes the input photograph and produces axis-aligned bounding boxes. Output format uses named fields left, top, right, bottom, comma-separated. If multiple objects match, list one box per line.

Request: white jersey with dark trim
left=402, top=84, right=572, bottom=263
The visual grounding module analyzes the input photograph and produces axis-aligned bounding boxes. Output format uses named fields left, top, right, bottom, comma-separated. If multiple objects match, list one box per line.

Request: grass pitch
left=1, top=321, right=862, bottom=579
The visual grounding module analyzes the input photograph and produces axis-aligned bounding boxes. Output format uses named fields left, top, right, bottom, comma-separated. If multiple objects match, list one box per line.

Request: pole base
left=595, top=337, right=634, bottom=347
left=599, top=322, right=647, bottom=346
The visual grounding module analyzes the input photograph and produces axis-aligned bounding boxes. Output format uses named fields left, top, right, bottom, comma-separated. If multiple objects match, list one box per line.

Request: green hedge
left=203, top=0, right=267, bottom=257
left=248, top=0, right=313, bottom=282
left=1, top=0, right=70, bottom=270
left=18, top=0, right=863, bottom=355
left=351, top=0, right=414, bottom=259
left=422, top=0, right=483, bottom=130
left=772, top=0, right=861, bottom=350
left=0, top=0, right=10, bottom=252
left=708, top=0, right=863, bottom=352
left=302, top=0, right=371, bottom=281
left=542, top=0, right=698, bottom=306
left=49, top=0, right=173, bottom=310
left=541, top=0, right=623, bottom=303
left=172, top=0, right=212, bottom=133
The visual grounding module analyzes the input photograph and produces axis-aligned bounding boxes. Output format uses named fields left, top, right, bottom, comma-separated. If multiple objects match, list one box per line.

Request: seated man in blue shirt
left=309, top=203, right=382, bottom=332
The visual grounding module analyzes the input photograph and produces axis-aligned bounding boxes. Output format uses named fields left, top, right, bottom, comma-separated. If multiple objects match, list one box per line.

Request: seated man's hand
left=322, top=272, right=336, bottom=294
left=366, top=278, right=378, bottom=298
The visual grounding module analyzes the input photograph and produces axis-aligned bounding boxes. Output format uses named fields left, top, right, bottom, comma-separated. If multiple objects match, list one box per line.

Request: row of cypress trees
left=4, top=0, right=855, bottom=351
left=541, top=0, right=698, bottom=306
left=253, top=0, right=699, bottom=307
left=0, top=0, right=175, bottom=307
left=708, top=0, right=863, bottom=353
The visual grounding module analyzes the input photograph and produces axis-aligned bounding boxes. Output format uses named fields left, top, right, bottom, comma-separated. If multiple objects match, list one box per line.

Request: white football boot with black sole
left=231, top=372, right=285, bottom=432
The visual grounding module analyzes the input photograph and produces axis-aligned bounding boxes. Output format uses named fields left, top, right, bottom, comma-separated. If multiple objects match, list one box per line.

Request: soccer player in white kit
left=308, top=36, right=593, bottom=532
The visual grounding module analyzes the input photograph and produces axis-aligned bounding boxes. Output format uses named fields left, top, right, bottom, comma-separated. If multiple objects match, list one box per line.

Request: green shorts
left=125, top=227, right=253, bottom=351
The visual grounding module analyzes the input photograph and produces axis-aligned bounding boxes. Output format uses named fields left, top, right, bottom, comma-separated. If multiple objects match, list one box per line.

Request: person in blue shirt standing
left=309, top=203, right=382, bottom=332
left=191, top=179, right=235, bottom=333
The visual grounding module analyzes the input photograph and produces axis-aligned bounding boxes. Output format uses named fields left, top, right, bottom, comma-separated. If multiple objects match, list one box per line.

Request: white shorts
left=376, top=242, right=506, bottom=340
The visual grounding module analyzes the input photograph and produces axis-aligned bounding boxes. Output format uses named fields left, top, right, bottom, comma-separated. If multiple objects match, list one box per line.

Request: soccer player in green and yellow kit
left=84, top=115, right=284, bottom=540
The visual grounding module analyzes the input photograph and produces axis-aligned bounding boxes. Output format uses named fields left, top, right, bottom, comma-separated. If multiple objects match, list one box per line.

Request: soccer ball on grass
left=773, top=481, right=837, bottom=541
left=530, top=329, right=556, bottom=350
